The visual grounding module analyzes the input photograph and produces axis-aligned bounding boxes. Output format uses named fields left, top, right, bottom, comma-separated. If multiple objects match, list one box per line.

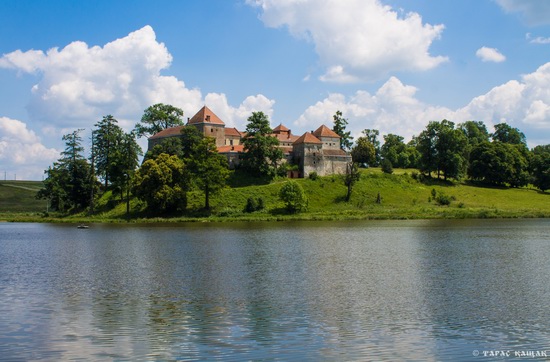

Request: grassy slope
left=2, top=169, right=549, bottom=222
left=0, top=181, right=45, bottom=213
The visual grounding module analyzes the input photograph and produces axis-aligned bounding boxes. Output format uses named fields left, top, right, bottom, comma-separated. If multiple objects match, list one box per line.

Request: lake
left=1, top=219, right=550, bottom=361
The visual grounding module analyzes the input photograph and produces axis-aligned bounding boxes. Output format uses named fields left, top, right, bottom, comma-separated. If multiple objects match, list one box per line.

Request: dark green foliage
left=134, top=103, right=185, bottom=138
left=244, top=196, right=265, bottom=213
left=469, top=141, right=529, bottom=187
left=416, top=120, right=467, bottom=180
left=279, top=180, right=308, bottom=213
left=492, top=123, right=527, bottom=145
left=435, top=192, right=452, bottom=206
left=241, top=112, right=283, bottom=178
left=92, top=115, right=124, bottom=188
left=531, top=145, right=550, bottom=192
left=37, top=129, right=95, bottom=212
left=351, top=136, right=376, bottom=165
left=332, top=110, right=353, bottom=151
left=361, top=129, right=380, bottom=165
left=344, top=162, right=361, bottom=202
left=308, top=172, right=319, bottom=181
left=145, top=137, right=183, bottom=160
left=381, top=159, right=393, bottom=174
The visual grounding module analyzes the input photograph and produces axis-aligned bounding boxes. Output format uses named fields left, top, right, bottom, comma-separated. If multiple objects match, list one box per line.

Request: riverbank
left=2, top=169, right=549, bottom=223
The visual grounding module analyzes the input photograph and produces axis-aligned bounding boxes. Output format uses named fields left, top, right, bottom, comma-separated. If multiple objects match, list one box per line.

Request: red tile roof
left=272, top=133, right=300, bottom=143
left=273, top=124, right=290, bottom=132
left=149, top=125, right=185, bottom=140
left=294, top=132, right=322, bottom=144
left=188, top=105, right=225, bottom=125
left=217, top=145, right=244, bottom=153
left=313, top=124, right=340, bottom=138
left=225, top=127, right=242, bottom=137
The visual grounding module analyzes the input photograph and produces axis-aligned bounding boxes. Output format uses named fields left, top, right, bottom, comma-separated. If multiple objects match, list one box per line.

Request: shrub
left=279, top=180, right=308, bottom=213
left=436, top=193, right=452, bottom=206
left=244, top=196, right=265, bottom=213
left=381, top=159, right=393, bottom=174
left=308, top=172, right=319, bottom=181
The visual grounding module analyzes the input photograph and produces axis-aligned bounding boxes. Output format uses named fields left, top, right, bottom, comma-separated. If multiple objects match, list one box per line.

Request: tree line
left=38, top=103, right=550, bottom=216
left=343, top=116, right=550, bottom=192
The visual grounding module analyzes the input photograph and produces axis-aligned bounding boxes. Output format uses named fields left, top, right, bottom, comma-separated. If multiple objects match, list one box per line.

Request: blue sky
left=1, top=0, right=550, bottom=180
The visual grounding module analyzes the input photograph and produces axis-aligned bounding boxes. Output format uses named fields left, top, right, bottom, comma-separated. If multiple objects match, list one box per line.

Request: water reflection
left=0, top=219, right=549, bottom=360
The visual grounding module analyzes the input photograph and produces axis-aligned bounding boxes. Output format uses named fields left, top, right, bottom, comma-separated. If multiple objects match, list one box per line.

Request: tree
left=332, top=110, right=353, bottom=151
left=531, top=145, right=550, bottom=192
left=188, top=137, right=230, bottom=210
left=469, top=141, right=529, bottom=187
left=381, top=159, right=393, bottom=174
left=279, top=180, right=308, bottom=213
left=361, top=129, right=380, bottom=165
left=92, top=115, right=124, bottom=188
left=459, top=120, right=490, bottom=146
left=37, top=129, right=95, bottom=212
left=109, top=131, right=142, bottom=212
left=132, top=153, right=189, bottom=213
left=416, top=120, right=467, bottom=180
left=381, top=134, right=407, bottom=168
left=351, top=136, right=376, bottom=166
left=241, top=111, right=283, bottom=178
left=134, top=103, right=185, bottom=138
left=492, top=123, right=526, bottom=146
left=344, top=162, right=361, bottom=202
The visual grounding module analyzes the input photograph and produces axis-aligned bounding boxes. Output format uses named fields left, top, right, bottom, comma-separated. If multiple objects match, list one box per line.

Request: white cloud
left=476, top=47, right=506, bottom=63
left=526, top=33, right=550, bottom=44
left=0, top=117, right=59, bottom=180
left=294, top=76, right=453, bottom=141
left=495, top=0, right=550, bottom=26
left=247, top=0, right=447, bottom=82
left=0, top=25, right=276, bottom=179
left=294, top=63, right=550, bottom=147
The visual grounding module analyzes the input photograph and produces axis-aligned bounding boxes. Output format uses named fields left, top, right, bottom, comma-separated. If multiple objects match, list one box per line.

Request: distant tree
left=381, top=134, right=408, bottom=168
left=531, top=145, right=550, bottom=192
left=241, top=111, right=283, bottom=178
left=92, top=115, right=124, bottom=188
left=469, top=141, right=529, bottom=187
left=351, top=136, right=376, bottom=166
left=132, top=153, right=189, bottom=213
left=343, top=162, right=361, bottom=202
left=109, top=131, right=142, bottom=211
left=332, top=110, right=353, bottom=151
left=279, top=180, right=308, bottom=213
left=38, top=129, right=95, bottom=212
left=188, top=137, right=230, bottom=210
left=492, top=123, right=526, bottom=146
left=459, top=120, right=490, bottom=146
left=361, top=129, right=381, bottom=165
left=134, top=103, right=185, bottom=138
left=416, top=120, right=467, bottom=180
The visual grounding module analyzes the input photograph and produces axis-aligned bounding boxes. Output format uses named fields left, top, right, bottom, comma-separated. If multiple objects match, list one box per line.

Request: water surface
left=1, top=219, right=549, bottom=360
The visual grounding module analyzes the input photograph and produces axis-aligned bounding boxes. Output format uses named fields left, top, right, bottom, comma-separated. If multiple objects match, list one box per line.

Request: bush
left=436, top=193, right=452, bottom=206
left=279, top=180, right=308, bottom=213
left=381, top=159, right=393, bottom=174
left=244, top=197, right=265, bottom=213
left=308, top=172, right=319, bottom=181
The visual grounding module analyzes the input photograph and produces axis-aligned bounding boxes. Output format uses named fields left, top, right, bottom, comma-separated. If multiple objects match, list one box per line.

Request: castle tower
left=187, top=106, right=226, bottom=147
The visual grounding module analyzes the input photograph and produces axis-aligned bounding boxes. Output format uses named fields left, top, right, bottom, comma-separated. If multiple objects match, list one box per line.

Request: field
left=1, top=169, right=549, bottom=223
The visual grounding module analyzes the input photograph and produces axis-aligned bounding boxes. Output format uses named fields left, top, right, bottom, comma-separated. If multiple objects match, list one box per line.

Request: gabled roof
left=313, top=124, right=340, bottom=138
left=272, top=133, right=300, bottom=143
left=225, top=127, right=242, bottom=137
left=294, top=132, right=322, bottom=145
left=188, top=105, right=225, bottom=125
left=273, top=124, right=290, bottom=133
left=149, top=125, right=185, bottom=140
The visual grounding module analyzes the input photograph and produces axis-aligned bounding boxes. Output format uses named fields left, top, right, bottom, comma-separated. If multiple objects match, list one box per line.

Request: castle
left=148, top=106, right=351, bottom=177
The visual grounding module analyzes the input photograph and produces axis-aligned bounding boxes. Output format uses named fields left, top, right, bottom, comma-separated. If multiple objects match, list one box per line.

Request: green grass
left=0, top=181, right=46, bottom=213
left=1, top=169, right=549, bottom=223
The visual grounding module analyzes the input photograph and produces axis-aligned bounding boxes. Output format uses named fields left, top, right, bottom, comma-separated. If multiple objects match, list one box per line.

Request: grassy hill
left=0, top=181, right=45, bottom=213
left=2, top=169, right=549, bottom=222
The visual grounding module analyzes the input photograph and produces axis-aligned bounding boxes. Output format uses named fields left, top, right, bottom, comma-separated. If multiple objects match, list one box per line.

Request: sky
left=1, top=0, right=550, bottom=180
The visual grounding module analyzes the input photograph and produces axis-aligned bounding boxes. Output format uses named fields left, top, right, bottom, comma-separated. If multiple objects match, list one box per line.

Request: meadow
left=2, top=168, right=548, bottom=223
